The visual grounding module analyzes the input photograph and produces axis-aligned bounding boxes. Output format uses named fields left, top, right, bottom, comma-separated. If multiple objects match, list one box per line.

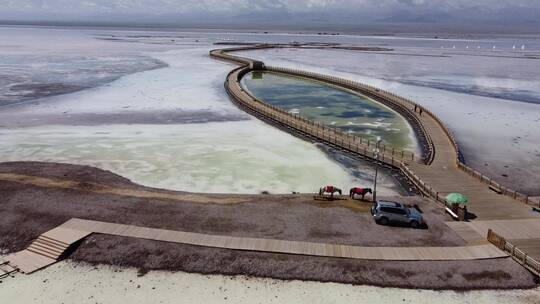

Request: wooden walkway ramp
left=6, top=227, right=90, bottom=274
left=5, top=218, right=508, bottom=274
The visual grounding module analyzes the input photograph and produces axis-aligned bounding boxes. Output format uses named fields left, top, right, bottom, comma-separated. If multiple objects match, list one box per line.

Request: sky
left=1, top=0, right=539, bottom=33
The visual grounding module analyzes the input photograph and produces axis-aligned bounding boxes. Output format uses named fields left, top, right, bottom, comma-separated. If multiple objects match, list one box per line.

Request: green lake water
left=241, top=71, right=416, bottom=151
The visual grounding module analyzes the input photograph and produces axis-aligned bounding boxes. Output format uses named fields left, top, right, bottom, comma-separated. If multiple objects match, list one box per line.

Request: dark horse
left=319, top=185, right=342, bottom=198
left=349, top=187, right=373, bottom=200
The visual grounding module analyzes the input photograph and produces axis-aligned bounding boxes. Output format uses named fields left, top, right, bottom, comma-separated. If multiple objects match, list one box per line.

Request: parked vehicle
left=371, top=200, right=425, bottom=228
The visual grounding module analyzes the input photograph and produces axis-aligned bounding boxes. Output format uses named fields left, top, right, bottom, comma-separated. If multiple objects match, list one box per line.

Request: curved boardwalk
left=210, top=46, right=540, bottom=268
left=210, top=46, right=540, bottom=220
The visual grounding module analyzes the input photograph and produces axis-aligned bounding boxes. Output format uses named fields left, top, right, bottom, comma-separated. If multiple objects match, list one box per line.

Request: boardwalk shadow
left=465, top=211, right=478, bottom=221
left=378, top=221, right=429, bottom=230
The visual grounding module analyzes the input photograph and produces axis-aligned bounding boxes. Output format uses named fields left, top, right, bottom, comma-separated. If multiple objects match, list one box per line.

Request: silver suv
left=371, top=200, right=425, bottom=228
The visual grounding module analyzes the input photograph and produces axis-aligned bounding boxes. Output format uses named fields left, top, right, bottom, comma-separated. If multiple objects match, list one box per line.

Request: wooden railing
left=487, top=229, right=540, bottom=277
left=210, top=46, right=276, bottom=66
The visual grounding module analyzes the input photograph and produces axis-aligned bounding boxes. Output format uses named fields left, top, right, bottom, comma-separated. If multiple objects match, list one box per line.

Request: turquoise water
left=242, top=71, right=416, bottom=151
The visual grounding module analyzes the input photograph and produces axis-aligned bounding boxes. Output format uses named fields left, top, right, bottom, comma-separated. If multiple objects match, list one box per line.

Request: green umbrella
left=445, top=193, right=468, bottom=205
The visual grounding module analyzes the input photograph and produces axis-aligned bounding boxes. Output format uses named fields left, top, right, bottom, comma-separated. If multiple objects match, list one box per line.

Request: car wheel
left=410, top=220, right=419, bottom=228
left=379, top=217, right=389, bottom=225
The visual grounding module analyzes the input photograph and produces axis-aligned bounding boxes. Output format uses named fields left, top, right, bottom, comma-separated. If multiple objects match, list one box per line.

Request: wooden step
left=35, top=237, right=69, bottom=251
left=0, top=262, right=17, bottom=278
left=26, top=246, right=59, bottom=260
left=28, top=242, right=64, bottom=257
left=0, top=263, right=16, bottom=272
left=38, top=235, right=70, bottom=247
left=28, top=242, right=64, bottom=258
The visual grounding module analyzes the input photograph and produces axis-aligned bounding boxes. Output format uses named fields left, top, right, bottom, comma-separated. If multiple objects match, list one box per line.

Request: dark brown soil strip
left=0, top=161, right=536, bottom=290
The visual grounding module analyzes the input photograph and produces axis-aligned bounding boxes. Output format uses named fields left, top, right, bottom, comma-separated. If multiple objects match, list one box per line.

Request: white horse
left=319, top=185, right=342, bottom=198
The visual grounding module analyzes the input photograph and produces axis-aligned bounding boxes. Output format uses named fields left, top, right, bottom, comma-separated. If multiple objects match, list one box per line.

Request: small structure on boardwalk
left=445, top=193, right=468, bottom=221
left=249, top=61, right=265, bottom=70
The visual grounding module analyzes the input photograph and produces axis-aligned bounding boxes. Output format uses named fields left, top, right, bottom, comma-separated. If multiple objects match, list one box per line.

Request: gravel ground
left=0, top=161, right=536, bottom=290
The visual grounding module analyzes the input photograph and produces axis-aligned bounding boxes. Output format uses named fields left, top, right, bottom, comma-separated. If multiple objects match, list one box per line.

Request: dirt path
left=0, top=172, right=249, bottom=205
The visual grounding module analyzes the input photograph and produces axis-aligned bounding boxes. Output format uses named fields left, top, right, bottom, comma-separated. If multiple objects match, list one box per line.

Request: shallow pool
left=242, top=71, right=417, bottom=151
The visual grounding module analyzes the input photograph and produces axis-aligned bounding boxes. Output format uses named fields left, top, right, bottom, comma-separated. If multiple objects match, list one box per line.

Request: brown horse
left=319, top=185, right=342, bottom=198
left=349, top=187, right=372, bottom=200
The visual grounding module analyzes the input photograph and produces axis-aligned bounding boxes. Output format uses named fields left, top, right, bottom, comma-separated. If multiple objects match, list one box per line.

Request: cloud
left=1, top=0, right=539, bottom=30
left=1, top=0, right=538, bottom=14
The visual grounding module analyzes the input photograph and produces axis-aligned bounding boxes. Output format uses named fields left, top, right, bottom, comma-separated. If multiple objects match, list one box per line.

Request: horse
left=349, top=187, right=372, bottom=200
left=319, top=185, right=342, bottom=198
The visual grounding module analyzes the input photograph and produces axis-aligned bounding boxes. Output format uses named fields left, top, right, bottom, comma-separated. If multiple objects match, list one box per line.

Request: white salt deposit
left=0, top=260, right=538, bottom=304
left=0, top=121, right=397, bottom=194
left=0, top=28, right=400, bottom=195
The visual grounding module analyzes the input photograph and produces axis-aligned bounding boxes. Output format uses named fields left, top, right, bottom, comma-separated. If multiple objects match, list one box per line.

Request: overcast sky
left=1, top=0, right=539, bottom=32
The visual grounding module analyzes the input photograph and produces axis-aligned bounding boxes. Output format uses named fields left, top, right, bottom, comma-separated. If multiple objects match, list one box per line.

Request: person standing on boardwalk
left=419, top=108, right=423, bottom=116
left=414, top=105, right=417, bottom=112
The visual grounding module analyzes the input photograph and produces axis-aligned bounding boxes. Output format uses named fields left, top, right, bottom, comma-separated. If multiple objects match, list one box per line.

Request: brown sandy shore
left=0, top=161, right=536, bottom=290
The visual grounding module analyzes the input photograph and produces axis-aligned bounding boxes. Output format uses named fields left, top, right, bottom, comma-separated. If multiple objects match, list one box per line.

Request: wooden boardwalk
left=444, top=222, right=487, bottom=245
left=2, top=46, right=538, bottom=275
left=210, top=45, right=540, bottom=274
left=210, top=45, right=539, bottom=205
left=5, top=218, right=508, bottom=274
left=458, top=219, right=540, bottom=240
left=211, top=46, right=540, bottom=218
